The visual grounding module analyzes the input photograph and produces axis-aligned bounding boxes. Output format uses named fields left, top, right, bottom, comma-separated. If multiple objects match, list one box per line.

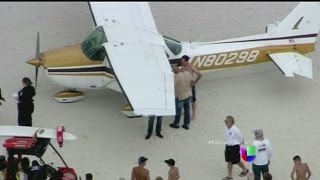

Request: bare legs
left=225, top=161, right=248, bottom=179
left=237, top=161, right=248, bottom=173
left=227, top=162, right=233, bottom=178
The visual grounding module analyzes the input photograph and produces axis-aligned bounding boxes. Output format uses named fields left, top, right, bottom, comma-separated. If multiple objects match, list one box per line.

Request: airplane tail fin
left=268, top=2, right=320, bottom=41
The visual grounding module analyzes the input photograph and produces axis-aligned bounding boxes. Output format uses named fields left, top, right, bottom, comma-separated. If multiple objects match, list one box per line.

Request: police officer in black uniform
left=17, top=77, right=35, bottom=126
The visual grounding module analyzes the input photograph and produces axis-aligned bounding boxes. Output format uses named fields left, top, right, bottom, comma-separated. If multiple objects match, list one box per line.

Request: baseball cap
left=164, top=159, right=175, bottom=166
left=253, top=129, right=263, bottom=135
left=138, top=156, right=148, bottom=164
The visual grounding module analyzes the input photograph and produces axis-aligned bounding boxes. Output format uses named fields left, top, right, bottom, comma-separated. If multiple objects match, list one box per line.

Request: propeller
left=35, top=31, right=40, bottom=91
left=26, top=31, right=43, bottom=92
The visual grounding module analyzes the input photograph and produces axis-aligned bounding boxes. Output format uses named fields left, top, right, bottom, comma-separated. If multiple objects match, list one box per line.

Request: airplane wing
left=268, top=52, right=313, bottom=79
left=89, top=2, right=175, bottom=116
left=89, top=2, right=158, bottom=31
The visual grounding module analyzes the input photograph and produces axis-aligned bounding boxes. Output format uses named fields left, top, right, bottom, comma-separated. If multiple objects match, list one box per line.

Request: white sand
left=0, top=2, right=319, bottom=179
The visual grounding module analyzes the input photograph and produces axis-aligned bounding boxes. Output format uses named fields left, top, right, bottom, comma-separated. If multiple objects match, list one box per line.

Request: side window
left=164, top=39, right=182, bottom=56
left=81, top=26, right=108, bottom=61
left=91, top=47, right=106, bottom=61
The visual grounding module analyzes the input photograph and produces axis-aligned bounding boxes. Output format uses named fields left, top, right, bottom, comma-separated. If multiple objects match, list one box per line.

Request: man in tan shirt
left=131, top=156, right=150, bottom=180
left=170, top=66, right=194, bottom=130
left=164, top=159, right=180, bottom=180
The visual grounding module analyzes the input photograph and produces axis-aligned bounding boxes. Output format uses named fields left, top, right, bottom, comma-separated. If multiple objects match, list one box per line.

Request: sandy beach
left=0, top=2, right=319, bottom=179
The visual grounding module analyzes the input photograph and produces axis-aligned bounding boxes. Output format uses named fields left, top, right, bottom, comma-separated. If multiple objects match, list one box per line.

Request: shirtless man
left=164, top=159, right=180, bottom=180
left=180, top=55, right=202, bottom=121
left=131, top=156, right=150, bottom=180
left=290, top=155, right=311, bottom=180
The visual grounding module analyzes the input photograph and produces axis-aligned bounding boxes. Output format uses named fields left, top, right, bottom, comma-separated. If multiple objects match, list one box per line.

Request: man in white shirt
left=252, top=129, right=272, bottom=180
left=223, top=116, right=249, bottom=180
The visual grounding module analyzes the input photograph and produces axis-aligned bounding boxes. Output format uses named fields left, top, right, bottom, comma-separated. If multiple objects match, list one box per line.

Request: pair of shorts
left=225, top=145, right=240, bottom=164
left=191, top=86, right=196, bottom=103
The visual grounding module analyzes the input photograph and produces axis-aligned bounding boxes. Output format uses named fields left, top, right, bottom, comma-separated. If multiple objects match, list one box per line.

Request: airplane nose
left=26, top=57, right=42, bottom=67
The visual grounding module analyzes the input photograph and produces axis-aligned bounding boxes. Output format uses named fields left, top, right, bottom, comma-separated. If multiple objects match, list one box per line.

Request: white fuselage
left=45, top=31, right=316, bottom=92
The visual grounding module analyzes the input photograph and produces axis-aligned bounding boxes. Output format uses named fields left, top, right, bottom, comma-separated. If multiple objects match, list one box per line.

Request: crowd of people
left=0, top=156, right=47, bottom=180
left=222, top=115, right=311, bottom=180
left=0, top=153, right=94, bottom=180
left=143, top=55, right=313, bottom=180
left=1, top=56, right=313, bottom=180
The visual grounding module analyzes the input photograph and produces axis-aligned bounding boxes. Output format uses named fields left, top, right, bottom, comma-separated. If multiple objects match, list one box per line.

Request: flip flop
left=239, top=169, right=249, bottom=177
left=222, top=177, right=233, bottom=180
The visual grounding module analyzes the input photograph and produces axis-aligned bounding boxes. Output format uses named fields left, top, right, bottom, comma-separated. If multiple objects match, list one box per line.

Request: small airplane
left=0, top=125, right=78, bottom=180
left=26, top=2, right=320, bottom=118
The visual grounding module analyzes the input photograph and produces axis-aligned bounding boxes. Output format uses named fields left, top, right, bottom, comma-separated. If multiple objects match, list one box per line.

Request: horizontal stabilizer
left=268, top=52, right=313, bottom=79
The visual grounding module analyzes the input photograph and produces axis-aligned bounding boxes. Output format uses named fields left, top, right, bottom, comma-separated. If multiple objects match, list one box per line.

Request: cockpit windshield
left=81, top=26, right=108, bottom=61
